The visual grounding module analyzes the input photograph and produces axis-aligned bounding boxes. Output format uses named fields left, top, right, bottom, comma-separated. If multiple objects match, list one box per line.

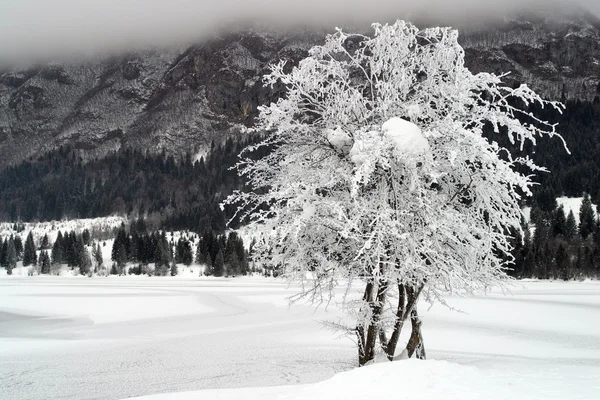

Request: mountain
left=0, top=7, right=599, bottom=167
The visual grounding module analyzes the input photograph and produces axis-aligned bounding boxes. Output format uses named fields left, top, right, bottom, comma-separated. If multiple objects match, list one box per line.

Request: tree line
left=0, top=136, right=263, bottom=233
left=1, top=219, right=252, bottom=277
left=509, top=193, right=600, bottom=279
left=109, top=220, right=250, bottom=277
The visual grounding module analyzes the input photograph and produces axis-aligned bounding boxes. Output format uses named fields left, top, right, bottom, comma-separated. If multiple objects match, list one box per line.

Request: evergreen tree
left=64, top=231, right=77, bottom=268
left=555, top=244, right=570, bottom=281
left=180, top=239, right=193, bottom=266
left=23, top=231, right=37, bottom=267
left=153, top=233, right=171, bottom=276
left=574, top=247, right=583, bottom=279
left=551, top=205, right=567, bottom=237
left=51, top=232, right=64, bottom=265
left=6, top=237, right=17, bottom=275
left=0, top=238, right=7, bottom=269
left=195, top=234, right=210, bottom=265
left=213, top=249, right=224, bottom=277
left=14, top=235, right=23, bottom=261
left=565, top=210, right=578, bottom=239
left=224, top=233, right=239, bottom=276
left=79, top=248, right=92, bottom=275
left=114, top=243, right=127, bottom=274
left=175, top=238, right=184, bottom=264
left=40, top=234, right=50, bottom=250
left=579, top=193, right=596, bottom=239
left=40, top=250, right=51, bottom=274
left=170, top=260, right=178, bottom=276
left=82, top=229, right=91, bottom=246
left=92, top=243, right=103, bottom=272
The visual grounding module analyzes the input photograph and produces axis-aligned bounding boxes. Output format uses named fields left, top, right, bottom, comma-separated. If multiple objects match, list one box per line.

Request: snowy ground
left=1, top=278, right=599, bottom=400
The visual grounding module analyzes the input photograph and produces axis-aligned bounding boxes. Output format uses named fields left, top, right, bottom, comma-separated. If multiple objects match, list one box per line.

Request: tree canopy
left=227, top=20, right=564, bottom=365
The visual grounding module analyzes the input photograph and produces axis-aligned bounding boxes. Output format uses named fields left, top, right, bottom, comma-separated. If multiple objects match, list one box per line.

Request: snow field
left=1, top=278, right=599, bottom=400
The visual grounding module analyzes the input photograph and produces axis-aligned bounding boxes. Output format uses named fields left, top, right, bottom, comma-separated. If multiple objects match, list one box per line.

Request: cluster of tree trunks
left=356, top=277, right=425, bottom=366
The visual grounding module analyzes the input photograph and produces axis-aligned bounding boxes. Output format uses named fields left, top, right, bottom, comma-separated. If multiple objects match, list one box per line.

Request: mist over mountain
left=0, top=2, right=599, bottom=166
left=1, top=0, right=598, bottom=64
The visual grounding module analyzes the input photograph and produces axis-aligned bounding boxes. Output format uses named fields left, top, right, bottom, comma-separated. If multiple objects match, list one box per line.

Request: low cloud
left=0, top=0, right=598, bottom=63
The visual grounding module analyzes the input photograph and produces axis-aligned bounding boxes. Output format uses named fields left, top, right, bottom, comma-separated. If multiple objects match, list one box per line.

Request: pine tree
left=153, top=234, right=171, bottom=276
left=175, top=238, right=184, bottom=264
left=551, top=205, right=567, bottom=237
left=111, top=226, right=129, bottom=263
left=181, top=239, right=193, bottom=266
left=14, top=235, right=23, bottom=261
left=0, top=238, right=7, bottom=269
left=82, top=229, right=91, bottom=246
left=80, top=248, right=92, bottom=276
left=51, top=232, right=64, bottom=265
left=6, top=237, right=17, bottom=275
left=74, top=235, right=86, bottom=269
left=114, top=243, right=127, bottom=275
left=579, top=193, right=595, bottom=239
left=555, top=244, right=570, bottom=281
left=40, top=234, right=50, bottom=250
left=195, top=235, right=209, bottom=265
left=40, top=250, right=51, bottom=274
left=92, top=243, right=103, bottom=272
left=23, top=231, right=37, bottom=267
left=170, top=260, right=178, bottom=276
left=565, top=210, right=578, bottom=239
left=213, top=249, right=224, bottom=277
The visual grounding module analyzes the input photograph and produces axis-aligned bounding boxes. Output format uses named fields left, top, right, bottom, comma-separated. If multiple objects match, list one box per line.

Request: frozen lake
left=1, top=277, right=600, bottom=400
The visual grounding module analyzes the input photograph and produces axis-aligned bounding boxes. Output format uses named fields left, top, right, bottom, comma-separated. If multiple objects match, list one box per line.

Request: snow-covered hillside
left=556, top=196, right=597, bottom=223
left=523, top=196, right=597, bottom=224
left=0, top=216, right=127, bottom=244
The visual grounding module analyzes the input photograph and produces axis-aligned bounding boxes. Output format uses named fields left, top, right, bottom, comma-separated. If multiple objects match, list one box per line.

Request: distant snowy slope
left=0, top=216, right=126, bottom=243
left=523, top=196, right=597, bottom=224
left=556, top=196, right=597, bottom=223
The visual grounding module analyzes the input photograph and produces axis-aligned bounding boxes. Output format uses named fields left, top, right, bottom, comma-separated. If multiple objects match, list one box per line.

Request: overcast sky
left=0, top=0, right=599, bottom=63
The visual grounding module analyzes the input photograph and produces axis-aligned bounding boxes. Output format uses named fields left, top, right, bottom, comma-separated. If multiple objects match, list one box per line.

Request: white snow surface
left=1, top=278, right=599, bottom=400
left=127, top=356, right=599, bottom=400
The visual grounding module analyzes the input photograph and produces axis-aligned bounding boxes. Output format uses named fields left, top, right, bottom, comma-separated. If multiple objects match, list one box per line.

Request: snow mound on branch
left=382, top=117, right=429, bottom=157
left=348, top=118, right=429, bottom=166
left=326, top=127, right=352, bottom=153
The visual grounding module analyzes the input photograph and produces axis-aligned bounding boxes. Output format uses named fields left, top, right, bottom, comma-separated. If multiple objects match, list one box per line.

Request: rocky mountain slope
left=0, top=8, right=599, bottom=166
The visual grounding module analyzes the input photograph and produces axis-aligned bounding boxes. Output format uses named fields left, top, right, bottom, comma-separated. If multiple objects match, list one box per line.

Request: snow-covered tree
left=226, top=20, right=565, bottom=366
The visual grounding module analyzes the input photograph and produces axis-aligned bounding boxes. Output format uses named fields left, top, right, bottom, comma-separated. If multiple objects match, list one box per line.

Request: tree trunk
left=385, top=283, right=424, bottom=360
left=405, top=307, right=426, bottom=359
left=385, top=283, right=406, bottom=360
left=357, top=278, right=388, bottom=366
left=356, top=281, right=373, bottom=366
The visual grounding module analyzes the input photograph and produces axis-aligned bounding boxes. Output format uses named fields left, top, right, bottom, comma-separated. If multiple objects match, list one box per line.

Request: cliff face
left=0, top=9, right=599, bottom=166
left=0, top=30, right=321, bottom=165
left=460, top=7, right=600, bottom=101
